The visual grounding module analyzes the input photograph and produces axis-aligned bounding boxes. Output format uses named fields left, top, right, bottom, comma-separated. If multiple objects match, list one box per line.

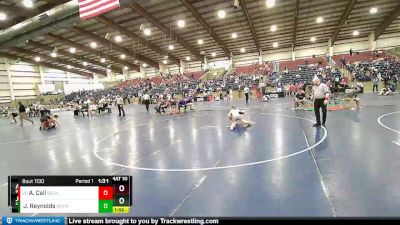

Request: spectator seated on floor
left=28, top=104, right=37, bottom=117
left=379, top=85, right=392, bottom=96
left=73, top=104, right=84, bottom=117
left=98, top=102, right=111, bottom=114
left=88, top=103, right=98, bottom=116
left=390, top=83, right=397, bottom=92
left=1, top=106, right=11, bottom=117
left=185, top=96, right=195, bottom=111
left=39, top=104, right=50, bottom=117
left=169, top=98, right=178, bottom=114
left=155, top=99, right=169, bottom=114
left=294, top=89, right=307, bottom=108
left=178, top=98, right=187, bottom=113
left=81, top=103, right=90, bottom=116
left=40, top=115, right=60, bottom=130
left=356, top=82, right=364, bottom=93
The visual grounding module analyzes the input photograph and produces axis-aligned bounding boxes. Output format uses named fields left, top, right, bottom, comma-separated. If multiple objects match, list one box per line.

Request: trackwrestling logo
left=1, top=217, right=64, bottom=225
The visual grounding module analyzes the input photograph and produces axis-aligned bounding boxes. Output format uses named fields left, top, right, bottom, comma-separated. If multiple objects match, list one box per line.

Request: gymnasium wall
left=166, top=65, right=180, bottom=75
left=0, top=57, right=91, bottom=104
left=250, top=32, right=400, bottom=66
left=185, top=61, right=203, bottom=72
left=2, top=32, right=399, bottom=102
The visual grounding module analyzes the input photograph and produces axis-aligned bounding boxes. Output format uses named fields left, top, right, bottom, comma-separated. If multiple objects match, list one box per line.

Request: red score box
left=99, top=186, right=113, bottom=200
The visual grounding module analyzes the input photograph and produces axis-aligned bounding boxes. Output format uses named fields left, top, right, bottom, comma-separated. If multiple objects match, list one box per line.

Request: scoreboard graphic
left=8, top=176, right=132, bottom=214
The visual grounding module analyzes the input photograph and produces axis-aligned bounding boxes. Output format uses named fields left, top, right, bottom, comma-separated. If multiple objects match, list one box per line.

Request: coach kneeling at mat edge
left=311, top=76, right=330, bottom=127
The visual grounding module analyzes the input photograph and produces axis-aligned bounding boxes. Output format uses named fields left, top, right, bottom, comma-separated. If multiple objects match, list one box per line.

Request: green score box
left=99, top=200, right=113, bottom=213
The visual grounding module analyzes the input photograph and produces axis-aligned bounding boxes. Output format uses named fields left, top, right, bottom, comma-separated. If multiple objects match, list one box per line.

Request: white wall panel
left=185, top=61, right=202, bottom=72
left=13, top=84, right=35, bottom=90
left=296, top=43, right=327, bottom=59
left=0, top=57, right=91, bottom=102
left=377, top=33, right=400, bottom=49
left=0, top=83, right=10, bottom=90
left=263, top=47, right=293, bottom=62
left=333, top=37, right=369, bottom=54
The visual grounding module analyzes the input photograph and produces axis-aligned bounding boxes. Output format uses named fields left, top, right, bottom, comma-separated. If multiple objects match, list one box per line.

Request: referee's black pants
left=144, top=100, right=150, bottom=112
left=117, top=104, right=125, bottom=116
left=314, top=99, right=327, bottom=125
left=245, top=93, right=249, bottom=104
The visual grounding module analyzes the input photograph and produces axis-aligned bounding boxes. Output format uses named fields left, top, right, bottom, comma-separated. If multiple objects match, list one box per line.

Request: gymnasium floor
left=1, top=93, right=400, bottom=217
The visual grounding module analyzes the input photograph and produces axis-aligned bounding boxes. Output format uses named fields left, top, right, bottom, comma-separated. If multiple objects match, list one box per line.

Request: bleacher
left=279, top=56, right=328, bottom=70
left=332, top=51, right=388, bottom=65
left=183, top=71, right=204, bottom=80
left=233, top=63, right=271, bottom=75
left=202, top=68, right=226, bottom=80
left=277, top=65, right=311, bottom=85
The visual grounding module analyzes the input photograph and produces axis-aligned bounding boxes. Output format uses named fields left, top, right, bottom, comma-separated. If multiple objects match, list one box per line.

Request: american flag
left=79, top=0, right=120, bottom=20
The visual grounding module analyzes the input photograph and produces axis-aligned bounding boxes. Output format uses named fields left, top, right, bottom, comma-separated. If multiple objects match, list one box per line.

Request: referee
left=311, top=76, right=330, bottom=127
left=244, top=86, right=250, bottom=104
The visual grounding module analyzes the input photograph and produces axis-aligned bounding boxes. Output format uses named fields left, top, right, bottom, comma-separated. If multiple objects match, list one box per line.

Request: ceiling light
left=240, top=48, right=245, bottom=53
left=162, top=59, right=168, bottom=64
left=316, top=17, right=324, bottom=23
left=353, top=30, right=359, bottom=36
left=83, top=62, right=88, bottom=66
left=217, top=10, right=226, bottom=19
left=168, top=45, right=174, bottom=50
left=142, top=63, right=147, bottom=67
left=197, top=39, right=204, bottom=45
left=270, top=25, right=277, bottom=32
left=23, top=0, right=34, bottom=8
left=100, top=58, right=106, bottom=63
left=67, top=65, right=72, bottom=69
left=120, top=54, right=126, bottom=59
left=231, top=33, right=238, bottom=39
left=115, top=35, right=122, bottom=42
left=273, top=42, right=279, bottom=48
left=185, top=56, right=191, bottom=61
left=143, top=28, right=151, bottom=36
left=266, top=0, right=275, bottom=8
left=34, top=56, right=40, bottom=62
left=310, top=37, right=316, bottom=42
left=177, top=20, right=185, bottom=28
left=90, top=42, right=97, bottom=48
left=124, top=66, right=129, bottom=70
left=211, top=52, right=216, bottom=57
left=370, top=7, right=378, bottom=14
left=51, top=52, right=57, bottom=58
left=69, top=47, right=76, bottom=54
left=0, top=13, right=7, bottom=21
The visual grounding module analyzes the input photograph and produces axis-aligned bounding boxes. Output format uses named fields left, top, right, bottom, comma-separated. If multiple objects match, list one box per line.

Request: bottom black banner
left=67, top=217, right=219, bottom=225
left=66, top=217, right=400, bottom=225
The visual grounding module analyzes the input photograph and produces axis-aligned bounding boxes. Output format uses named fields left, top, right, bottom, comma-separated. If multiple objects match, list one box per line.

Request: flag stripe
left=79, top=0, right=96, bottom=6
left=80, top=0, right=117, bottom=15
left=80, top=1, right=119, bottom=17
left=80, top=2, right=119, bottom=19
left=79, top=0, right=119, bottom=20
left=81, top=5, right=119, bottom=20
left=80, top=0, right=114, bottom=11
